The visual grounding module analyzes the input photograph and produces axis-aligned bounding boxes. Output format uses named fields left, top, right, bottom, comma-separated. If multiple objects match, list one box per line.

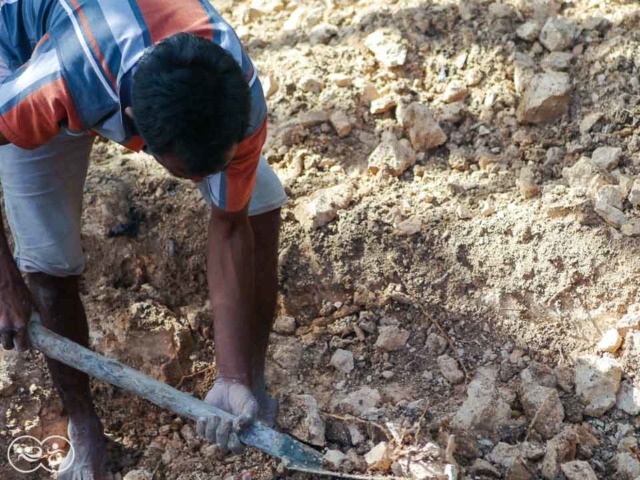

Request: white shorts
left=0, top=60, right=287, bottom=277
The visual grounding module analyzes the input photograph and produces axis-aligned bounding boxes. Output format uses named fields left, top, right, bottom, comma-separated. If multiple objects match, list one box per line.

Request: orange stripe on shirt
left=136, top=0, right=215, bottom=43
left=0, top=77, right=83, bottom=150
left=224, top=120, right=268, bottom=212
left=69, top=0, right=118, bottom=89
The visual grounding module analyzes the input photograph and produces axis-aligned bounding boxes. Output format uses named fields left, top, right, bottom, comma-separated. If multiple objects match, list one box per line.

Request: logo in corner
left=7, top=435, right=74, bottom=473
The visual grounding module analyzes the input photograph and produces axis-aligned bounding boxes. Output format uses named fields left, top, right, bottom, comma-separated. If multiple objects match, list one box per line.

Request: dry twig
left=176, top=365, right=217, bottom=389
left=322, top=412, right=391, bottom=441
left=524, top=392, right=552, bottom=442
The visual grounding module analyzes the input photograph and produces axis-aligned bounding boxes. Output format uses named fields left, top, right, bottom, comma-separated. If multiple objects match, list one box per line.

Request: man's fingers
left=205, top=417, right=220, bottom=444
left=12, top=328, right=29, bottom=352
left=228, top=433, right=245, bottom=455
left=234, top=399, right=258, bottom=432
left=1, top=332, right=14, bottom=350
left=216, top=419, right=232, bottom=450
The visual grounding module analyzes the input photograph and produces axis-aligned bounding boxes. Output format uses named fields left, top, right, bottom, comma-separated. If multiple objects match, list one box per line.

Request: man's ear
left=124, top=106, right=135, bottom=120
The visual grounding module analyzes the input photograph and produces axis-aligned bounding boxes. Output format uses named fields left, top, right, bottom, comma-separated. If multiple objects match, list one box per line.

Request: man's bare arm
left=0, top=131, right=9, bottom=147
left=207, top=204, right=255, bottom=385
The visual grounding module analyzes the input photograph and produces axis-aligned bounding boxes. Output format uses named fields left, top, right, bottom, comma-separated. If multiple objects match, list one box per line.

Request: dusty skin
left=3, top=0, right=640, bottom=478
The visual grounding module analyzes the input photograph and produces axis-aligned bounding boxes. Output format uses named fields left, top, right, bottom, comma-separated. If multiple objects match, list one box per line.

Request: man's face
left=152, top=144, right=237, bottom=183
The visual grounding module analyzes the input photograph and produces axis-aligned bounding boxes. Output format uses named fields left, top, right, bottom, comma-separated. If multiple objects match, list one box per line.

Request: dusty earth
left=4, top=0, right=640, bottom=478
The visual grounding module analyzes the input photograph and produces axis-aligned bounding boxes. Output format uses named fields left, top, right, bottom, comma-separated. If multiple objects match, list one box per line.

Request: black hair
left=133, top=32, right=251, bottom=176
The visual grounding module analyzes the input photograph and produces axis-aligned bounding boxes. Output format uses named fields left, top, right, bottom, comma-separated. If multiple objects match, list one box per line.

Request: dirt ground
left=3, top=0, right=640, bottom=479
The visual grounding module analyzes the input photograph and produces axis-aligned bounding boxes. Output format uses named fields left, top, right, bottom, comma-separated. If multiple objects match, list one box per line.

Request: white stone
left=516, top=22, right=541, bottom=42
left=616, top=380, right=640, bottom=415
left=471, top=459, right=501, bottom=478
left=452, top=368, right=511, bottom=440
left=580, top=112, right=603, bottom=135
left=330, top=349, right=355, bottom=374
left=517, top=72, right=571, bottom=124
left=300, top=110, right=329, bottom=127
left=274, top=315, right=296, bottom=334
left=337, top=387, right=382, bottom=416
left=262, top=74, right=279, bottom=99
left=489, top=2, right=514, bottom=18
left=541, top=52, right=573, bottom=71
left=397, top=102, right=447, bottom=150
left=561, top=461, right=597, bottom=480
left=330, top=110, right=352, bottom=138
left=437, top=355, right=464, bottom=384
left=367, top=137, right=417, bottom=177
left=575, top=355, right=623, bottom=417
left=365, top=29, right=407, bottom=68
left=617, top=305, right=640, bottom=335
left=539, top=17, right=578, bottom=51
left=597, top=329, right=622, bottom=353
left=514, top=53, right=535, bottom=95
left=443, top=80, right=470, bottom=103
left=622, top=219, right=640, bottom=237
left=595, top=185, right=624, bottom=211
left=521, top=383, right=564, bottom=439
left=124, top=470, right=153, bottom=480
left=309, top=23, right=338, bottom=45
left=616, top=451, right=640, bottom=479
left=489, top=442, right=545, bottom=468
left=348, top=424, right=366, bottom=445
left=370, top=96, right=397, bottom=114
left=328, top=74, right=353, bottom=87
left=628, top=179, right=640, bottom=206
left=293, top=184, right=354, bottom=230
left=592, top=147, right=622, bottom=171
left=279, top=394, right=326, bottom=446
left=365, top=442, right=389, bottom=466
left=562, top=157, right=598, bottom=189
left=594, top=201, right=627, bottom=228
left=324, top=449, right=347, bottom=469
left=456, top=205, right=473, bottom=220
left=375, top=326, right=410, bottom=352
left=425, top=333, right=447, bottom=355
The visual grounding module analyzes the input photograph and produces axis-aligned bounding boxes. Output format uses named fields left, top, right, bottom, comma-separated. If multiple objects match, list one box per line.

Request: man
left=0, top=1, right=286, bottom=478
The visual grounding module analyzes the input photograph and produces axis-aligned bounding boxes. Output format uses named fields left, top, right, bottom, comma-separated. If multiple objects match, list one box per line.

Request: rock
left=517, top=72, right=571, bottom=124
left=575, top=355, right=622, bottom=417
left=471, top=459, right=501, bottom=478
left=348, top=424, right=366, bottom=445
left=555, top=364, right=575, bottom=392
left=274, top=315, right=296, bottom=334
left=596, top=328, right=622, bottom=353
left=375, top=326, right=410, bottom=352
left=514, top=53, right=535, bottom=95
left=489, top=2, right=514, bottom=18
left=452, top=367, right=512, bottom=441
left=328, top=74, right=353, bottom=87
left=262, top=74, right=278, bottom=99
left=621, top=219, right=640, bottom=237
left=365, top=442, right=390, bottom=468
left=337, top=387, right=382, bottom=416
left=616, top=451, right=640, bottom=479
left=275, top=119, right=306, bottom=147
left=465, top=68, right=484, bottom=86
left=518, top=167, right=540, bottom=199
left=561, top=460, right=598, bottom=480
left=628, top=180, right=640, bottom=206
left=367, top=136, right=417, bottom=177
left=595, top=185, right=624, bottom=210
left=516, top=21, right=541, bottom=41
left=309, top=23, right=338, bottom=45
left=580, top=112, right=603, bottom=135
left=425, top=333, right=447, bottom=355
left=617, top=380, right=640, bottom=415
left=440, top=102, right=465, bottom=123
left=542, top=427, right=578, bottom=479
left=489, top=442, right=545, bottom=468
left=506, top=461, right=533, bottom=480
left=539, top=17, right=577, bottom=51
left=300, top=110, right=329, bottom=127
left=370, top=96, right=397, bottom=115
left=617, top=306, right=640, bottom=335
left=396, top=103, right=447, bottom=150
left=521, top=362, right=557, bottom=388
left=394, top=217, right=422, bottom=236
left=443, top=80, right=470, bottom=103
left=456, top=204, right=473, bottom=220
left=622, top=330, right=640, bottom=366
left=271, top=336, right=304, bottom=375
left=437, top=355, right=464, bottom=384
left=592, top=146, right=622, bottom=171
left=541, top=52, right=573, bottom=71
left=324, top=449, right=347, bottom=469
left=278, top=394, right=326, bottom=446
left=520, top=383, right=564, bottom=439
left=123, top=470, right=153, bottom=480
left=330, top=111, right=352, bottom=138
left=0, top=356, right=17, bottom=397
left=293, top=184, right=354, bottom=230
left=330, top=349, right=355, bottom=374
left=594, top=200, right=627, bottom=228
left=364, top=28, right=407, bottom=68
left=299, top=75, right=324, bottom=93
left=562, top=157, right=598, bottom=189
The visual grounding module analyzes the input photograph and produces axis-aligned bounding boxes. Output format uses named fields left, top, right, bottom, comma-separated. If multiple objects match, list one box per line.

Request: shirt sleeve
left=0, top=35, right=82, bottom=150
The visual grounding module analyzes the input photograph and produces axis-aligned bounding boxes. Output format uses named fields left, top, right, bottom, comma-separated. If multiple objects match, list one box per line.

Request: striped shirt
left=0, top=0, right=268, bottom=212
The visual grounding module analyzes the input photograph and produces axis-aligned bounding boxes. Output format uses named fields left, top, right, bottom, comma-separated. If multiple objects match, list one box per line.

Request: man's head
left=131, top=33, right=250, bottom=181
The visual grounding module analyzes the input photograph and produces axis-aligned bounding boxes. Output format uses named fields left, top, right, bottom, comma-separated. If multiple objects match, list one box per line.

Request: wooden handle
left=27, top=313, right=323, bottom=470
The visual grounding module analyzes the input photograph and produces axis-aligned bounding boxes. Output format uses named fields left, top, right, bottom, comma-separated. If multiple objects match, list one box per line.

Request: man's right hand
left=0, top=273, right=32, bottom=351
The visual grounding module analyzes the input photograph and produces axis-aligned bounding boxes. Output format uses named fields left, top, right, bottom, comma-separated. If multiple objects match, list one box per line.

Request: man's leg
left=0, top=132, right=110, bottom=479
left=249, top=208, right=281, bottom=426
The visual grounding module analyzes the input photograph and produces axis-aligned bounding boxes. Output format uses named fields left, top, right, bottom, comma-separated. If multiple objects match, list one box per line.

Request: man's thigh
left=0, top=132, right=93, bottom=276
left=199, top=155, right=288, bottom=217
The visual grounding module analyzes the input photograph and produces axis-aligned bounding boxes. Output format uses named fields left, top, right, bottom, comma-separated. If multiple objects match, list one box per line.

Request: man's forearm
left=0, top=204, right=21, bottom=288
left=207, top=208, right=256, bottom=386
